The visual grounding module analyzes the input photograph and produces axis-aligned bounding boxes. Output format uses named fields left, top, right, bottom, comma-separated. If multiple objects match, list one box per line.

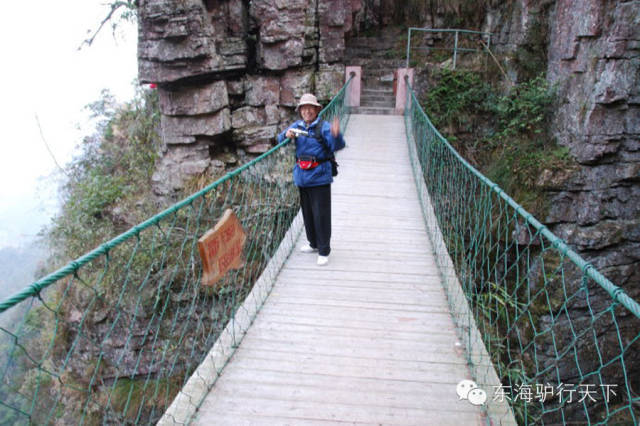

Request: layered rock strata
left=543, top=0, right=639, bottom=292
left=138, top=0, right=361, bottom=195
left=484, top=1, right=639, bottom=289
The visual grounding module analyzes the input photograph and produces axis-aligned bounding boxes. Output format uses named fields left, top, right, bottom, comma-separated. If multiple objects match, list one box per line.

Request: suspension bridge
left=0, top=74, right=638, bottom=425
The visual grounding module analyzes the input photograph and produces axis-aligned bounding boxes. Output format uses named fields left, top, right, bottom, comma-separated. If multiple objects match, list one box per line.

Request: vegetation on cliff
left=48, top=87, right=161, bottom=264
left=419, top=66, right=570, bottom=218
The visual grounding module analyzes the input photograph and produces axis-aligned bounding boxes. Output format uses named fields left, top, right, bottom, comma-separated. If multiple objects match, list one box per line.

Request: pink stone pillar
left=395, top=68, right=415, bottom=113
left=345, top=66, right=361, bottom=107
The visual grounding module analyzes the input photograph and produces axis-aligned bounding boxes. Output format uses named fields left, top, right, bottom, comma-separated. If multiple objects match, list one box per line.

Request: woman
left=277, top=93, right=345, bottom=266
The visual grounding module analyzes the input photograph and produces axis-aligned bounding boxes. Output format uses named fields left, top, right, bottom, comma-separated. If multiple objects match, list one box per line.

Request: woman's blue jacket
left=277, top=117, right=345, bottom=188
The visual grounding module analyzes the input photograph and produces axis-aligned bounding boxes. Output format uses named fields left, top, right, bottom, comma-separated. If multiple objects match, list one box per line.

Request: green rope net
left=0, top=78, right=352, bottom=425
left=405, top=84, right=640, bottom=424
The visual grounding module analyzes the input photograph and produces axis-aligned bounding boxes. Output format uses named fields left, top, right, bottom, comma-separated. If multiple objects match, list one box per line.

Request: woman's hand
left=331, top=117, right=340, bottom=137
left=285, top=129, right=295, bottom=139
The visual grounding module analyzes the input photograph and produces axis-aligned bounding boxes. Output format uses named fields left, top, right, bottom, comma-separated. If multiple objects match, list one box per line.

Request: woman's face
left=300, top=104, right=319, bottom=124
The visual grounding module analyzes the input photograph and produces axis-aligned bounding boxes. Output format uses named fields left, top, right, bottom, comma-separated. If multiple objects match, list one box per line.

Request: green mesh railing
left=404, top=83, right=640, bottom=424
left=0, top=78, right=352, bottom=425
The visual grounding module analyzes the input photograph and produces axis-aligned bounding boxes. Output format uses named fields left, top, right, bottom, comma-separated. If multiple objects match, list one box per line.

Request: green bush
left=488, top=75, right=555, bottom=143
left=49, top=87, right=160, bottom=260
left=422, top=68, right=492, bottom=134
left=482, top=75, right=571, bottom=215
left=421, top=70, right=569, bottom=215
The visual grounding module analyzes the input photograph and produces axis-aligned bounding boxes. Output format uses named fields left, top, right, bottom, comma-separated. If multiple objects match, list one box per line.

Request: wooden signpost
left=197, top=209, right=246, bottom=288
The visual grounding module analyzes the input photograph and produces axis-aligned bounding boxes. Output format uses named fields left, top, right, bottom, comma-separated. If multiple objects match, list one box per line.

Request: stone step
left=363, top=69, right=396, bottom=78
left=362, top=87, right=394, bottom=96
left=363, top=70, right=395, bottom=78
left=364, top=72, right=395, bottom=80
left=350, top=106, right=399, bottom=115
left=361, top=94, right=395, bottom=103
left=360, top=100, right=396, bottom=108
left=361, top=92, right=394, bottom=100
left=362, top=78, right=395, bottom=88
left=345, top=27, right=407, bottom=108
left=362, top=78, right=394, bottom=89
left=362, top=88, right=394, bottom=96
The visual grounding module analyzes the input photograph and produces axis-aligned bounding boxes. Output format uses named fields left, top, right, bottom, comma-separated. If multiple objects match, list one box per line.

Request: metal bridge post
left=405, top=28, right=412, bottom=69
left=345, top=66, right=361, bottom=107
left=453, top=30, right=458, bottom=69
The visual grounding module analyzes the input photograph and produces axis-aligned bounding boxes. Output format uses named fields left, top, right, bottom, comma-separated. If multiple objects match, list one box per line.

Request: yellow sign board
left=197, top=209, right=246, bottom=287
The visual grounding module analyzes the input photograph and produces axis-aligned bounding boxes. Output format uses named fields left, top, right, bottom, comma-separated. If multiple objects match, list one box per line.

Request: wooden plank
left=284, top=257, right=438, bottom=271
left=328, top=231, right=433, bottom=246
left=332, top=190, right=421, bottom=200
left=235, top=337, right=465, bottom=364
left=269, top=280, right=444, bottom=296
left=295, top=249, right=438, bottom=263
left=283, top=261, right=439, bottom=276
left=332, top=207, right=425, bottom=219
left=273, top=279, right=447, bottom=295
left=196, top=395, right=484, bottom=426
left=246, top=316, right=457, bottom=336
left=330, top=240, right=431, bottom=252
left=276, top=268, right=440, bottom=283
left=224, top=351, right=472, bottom=383
left=274, top=276, right=444, bottom=291
left=245, top=321, right=460, bottom=345
left=238, top=327, right=462, bottom=356
left=256, top=305, right=458, bottom=330
left=262, top=300, right=451, bottom=317
left=259, top=301, right=453, bottom=322
left=192, top=413, right=376, bottom=425
left=266, top=291, right=445, bottom=310
left=202, top=376, right=478, bottom=412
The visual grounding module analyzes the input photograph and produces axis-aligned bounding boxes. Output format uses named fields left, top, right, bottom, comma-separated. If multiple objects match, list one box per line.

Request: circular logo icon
left=467, top=388, right=488, bottom=406
left=456, top=380, right=478, bottom=400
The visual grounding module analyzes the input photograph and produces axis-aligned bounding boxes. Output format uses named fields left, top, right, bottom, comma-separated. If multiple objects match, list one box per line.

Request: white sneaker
left=317, top=255, right=329, bottom=266
left=300, top=243, right=318, bottom=253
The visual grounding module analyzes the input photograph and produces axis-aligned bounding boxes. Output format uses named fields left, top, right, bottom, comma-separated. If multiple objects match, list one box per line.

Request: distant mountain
left=0, top=241, right=47, bottom=302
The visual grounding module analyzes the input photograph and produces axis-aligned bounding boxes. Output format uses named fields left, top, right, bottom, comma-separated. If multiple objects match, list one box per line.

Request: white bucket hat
left=296, top=93, right=321, bottom=110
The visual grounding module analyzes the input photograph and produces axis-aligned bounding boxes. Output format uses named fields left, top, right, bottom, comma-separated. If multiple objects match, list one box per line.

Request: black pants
left=299, top=184, right=331, bottom=256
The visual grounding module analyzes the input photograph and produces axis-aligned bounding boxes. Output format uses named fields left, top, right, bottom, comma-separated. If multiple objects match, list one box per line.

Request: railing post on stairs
left=453, top=30, right=459, bottom=70
left=394, top=68, right=414, bottom=114
left=345, top=66, right=361, bottom=107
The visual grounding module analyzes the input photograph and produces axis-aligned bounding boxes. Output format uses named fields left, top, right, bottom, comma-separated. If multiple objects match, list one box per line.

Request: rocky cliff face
left=545, top=0, right=639, bottom=289
left=481, top=0, right=639, bottom=294
left=137, top=0, right=364, bottom=196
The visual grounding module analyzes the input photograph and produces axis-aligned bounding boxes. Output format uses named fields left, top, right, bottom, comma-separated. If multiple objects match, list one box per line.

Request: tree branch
left=35, top=114, right=68, bottom=176
left=78, top=1, right=136, bottom=50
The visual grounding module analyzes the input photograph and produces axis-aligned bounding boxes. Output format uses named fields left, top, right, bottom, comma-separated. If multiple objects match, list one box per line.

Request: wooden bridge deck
left=192, top=114, right=484, bottom=425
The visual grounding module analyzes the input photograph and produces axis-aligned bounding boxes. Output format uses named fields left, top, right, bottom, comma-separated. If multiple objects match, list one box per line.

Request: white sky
left=0, top=1, right=138, bottom=247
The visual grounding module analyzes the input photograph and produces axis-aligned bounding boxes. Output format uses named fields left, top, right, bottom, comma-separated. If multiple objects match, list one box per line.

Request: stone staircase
left=345, top=27, right=406, bottom=115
